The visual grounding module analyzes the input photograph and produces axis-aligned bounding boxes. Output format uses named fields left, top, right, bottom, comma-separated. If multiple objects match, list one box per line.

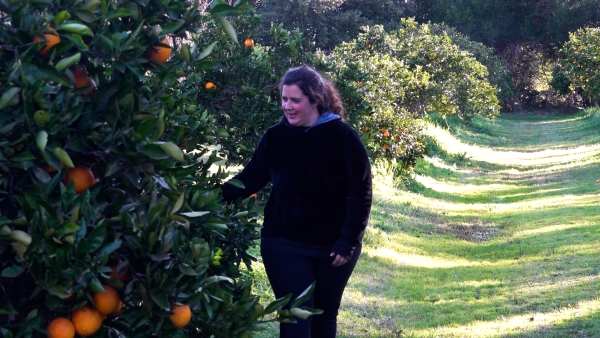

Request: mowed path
left=339, top=109, right=600, bottom=337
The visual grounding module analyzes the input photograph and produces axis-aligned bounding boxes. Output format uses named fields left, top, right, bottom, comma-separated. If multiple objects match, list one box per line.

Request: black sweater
left=222, top=116, right=373, bottom=259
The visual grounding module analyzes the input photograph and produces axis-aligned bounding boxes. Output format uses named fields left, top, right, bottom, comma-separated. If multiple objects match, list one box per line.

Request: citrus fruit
left=383, top=130, right=390, bottom=137
left=112, top=300, right=125, bottom=316
left=168, top=303, right=192, bottom=329
left=43, top=162, right=66, bottom=173
left=33, top=110, right=50, bottom=125
left=109, top=264, right=131, bottom=283
left=92, top=285, right=120, bottom=316
left=34, top=27, right=60, bottom=57
left=46, top=317, right=76, bottom=338
left=244, top=38, right=254, bottom=47
left=205, top=81, right=216, bottom=90
left=149, top=37, right=171, bottom=63
left=70, top=306, right=103, bottom=337
left=61, top=166, right=98, bottom=194
left=71, top=66, right=96, bottom=96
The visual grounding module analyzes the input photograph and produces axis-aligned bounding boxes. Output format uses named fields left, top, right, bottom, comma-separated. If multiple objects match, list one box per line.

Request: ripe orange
left=92, top=285, right=120, bottom=316
left=109, top=264, right=131, bottom=283
left=71, top=306, right=103, bottom=337
left=46, top=317, right=76, bottom=338
left=61, top=166, right=98, bottom=194
left=168, top=304, right=192, bottom=329
left=205, top=81, right=216, bottom=90
left=34, top=27, right=60, bottom=57
left=244, top=38, right=254, bottom=47
left=364, top=126, right=370, bottom=131
left=112, top=300, right=125, bottom=316
left=43, top=162, right=66, bottom=173
left=149, top=37, right=171, bottom=63
left=71, top=66, right=96, bottom=96
left=383, top=130, right=390, bottom=137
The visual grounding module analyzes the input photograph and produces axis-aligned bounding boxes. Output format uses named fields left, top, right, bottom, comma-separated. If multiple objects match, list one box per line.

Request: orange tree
left=316, top=19, right=500, bottom=172
left=557, top=27, right=600, bottom=104
left=185, top=15, right=315, bottom=166
left=0, top=0, right=319, bottom=337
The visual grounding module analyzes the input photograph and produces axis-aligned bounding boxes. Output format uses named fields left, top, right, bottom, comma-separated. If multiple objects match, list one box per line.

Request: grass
left=249, top=108, right=600, bottom=337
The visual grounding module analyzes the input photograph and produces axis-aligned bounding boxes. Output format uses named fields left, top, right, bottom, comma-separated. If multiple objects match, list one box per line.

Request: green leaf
left=180, top=211, right=210, bottom=218
left=36, top=131, right=48, bottom=152
left=159, top=142, right=185, bottom=162
left=106, top=8, right=136, bottom=21
left=63, top=34, right=89, bottom=51
left=151, top=292, right=170, bottom=309
left=0, top=87, right=21, bottom=110
left=0, top=121, right=18, bottom=134
left=1, top=266, right=25, bottom=277
left=204, top=275, right=233, bottom=285
left=47, top=285, right=72, bottom=298
left=87, top=224, right=107, bottom=252
left=52, top=147, right=74, bottom=167
left=198, top=41, right=218, bottom=60
left=139, top=144, right=170, bottom=160
left=179, top=264, right=199, bottom=276
left=73, top=9, right=98, bottom=23
left=227, top=179, right=245, bottom=189
left=218, top=17, right=238, bottom=44
left=54, top=10, right=71, bottom=25
left=290, top=281, right=316, bottom=308
left=170, top=192, right=185, bottom=215
left=264, top=294, right=292, bottom=314
left=55, top=52, right=81, bottom=71
left=290, top=307, right=313, bottom=320
left=58, top=23, right=93, bottom=37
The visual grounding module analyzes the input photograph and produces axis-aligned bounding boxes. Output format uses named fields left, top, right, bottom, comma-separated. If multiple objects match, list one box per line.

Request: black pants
left=260, top=237, right=362, bottom=338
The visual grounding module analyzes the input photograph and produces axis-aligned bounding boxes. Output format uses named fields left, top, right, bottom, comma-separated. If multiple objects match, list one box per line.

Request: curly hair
left=278, top=65, right=345, bottom=120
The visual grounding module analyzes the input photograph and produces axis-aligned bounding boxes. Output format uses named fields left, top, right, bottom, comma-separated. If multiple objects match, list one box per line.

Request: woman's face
left=281, top=84, right=319, bottom=127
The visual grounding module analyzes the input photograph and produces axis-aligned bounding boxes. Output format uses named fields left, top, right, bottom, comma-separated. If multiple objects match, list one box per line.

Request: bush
left=559, top=27, right=600, bottom=103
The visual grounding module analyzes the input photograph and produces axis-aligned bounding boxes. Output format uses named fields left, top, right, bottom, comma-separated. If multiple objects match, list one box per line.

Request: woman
left=222, top=65, right=372, bottom=337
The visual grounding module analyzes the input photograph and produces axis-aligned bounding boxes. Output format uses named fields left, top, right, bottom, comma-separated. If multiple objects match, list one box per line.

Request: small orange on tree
left=46, top=317, right=76, bottom=338
left=109, top=264, right=131, bottom=283
left=92, top=285, right=120, bottom=316
left=33, top=26, right=60, bottom=57
left=61, top=166, right=98, bottom=194
left=70, top=306, right=103, bottom=337
left=205, top=81, right=216, bottom=90
left=168, top=303, right=192, bottom=329
left=148, top=37, right=171, bottom=63
left=244, top=38, right=254, bottom=47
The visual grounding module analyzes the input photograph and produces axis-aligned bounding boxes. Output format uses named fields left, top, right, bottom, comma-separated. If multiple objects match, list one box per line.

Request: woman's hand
left=330, top=252, right=349, bottom=267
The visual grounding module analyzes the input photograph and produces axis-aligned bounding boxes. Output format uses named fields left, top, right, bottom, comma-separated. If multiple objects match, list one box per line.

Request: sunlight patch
left=415, top=298, right=600, bottom=337
left=366, top=247, right=478, bottom=268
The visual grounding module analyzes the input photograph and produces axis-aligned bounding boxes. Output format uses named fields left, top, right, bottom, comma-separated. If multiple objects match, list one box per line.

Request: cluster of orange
left=46, top=265, right=192, bottom=337
left=46, top=285, right=124, bottom=338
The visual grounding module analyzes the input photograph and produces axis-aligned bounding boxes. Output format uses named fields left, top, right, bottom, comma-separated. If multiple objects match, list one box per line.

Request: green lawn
left=251, top=108, right=600, bottom=337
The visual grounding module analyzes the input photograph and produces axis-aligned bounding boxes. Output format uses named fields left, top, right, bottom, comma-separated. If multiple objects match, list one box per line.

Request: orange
left=112, top=300, right=125, bottom=316
left=92, top=285, right=120, bottom=316
left=34, top=27, right=60, bottom=57
left=383, top=130, right=390, bottom=137
left=71, top=66, right=96, bottom=96
left=244, top=38, right=254, bottom=47
left=364, top=126, right=370, bottom=131
left=61, top=166, right=98, bottom=194
left=168, top=303, right=192, bottom=329
left=70, top=306, right=103, bottom=337
left=43, top=162, right=66, bottom=173
left=109, top=264, right=131, bottom=283
left=149, top=37, right=171, bottom=63
left=205, top=81, right=216, bottom=90
left=46, top=317, right=76, bottom=338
